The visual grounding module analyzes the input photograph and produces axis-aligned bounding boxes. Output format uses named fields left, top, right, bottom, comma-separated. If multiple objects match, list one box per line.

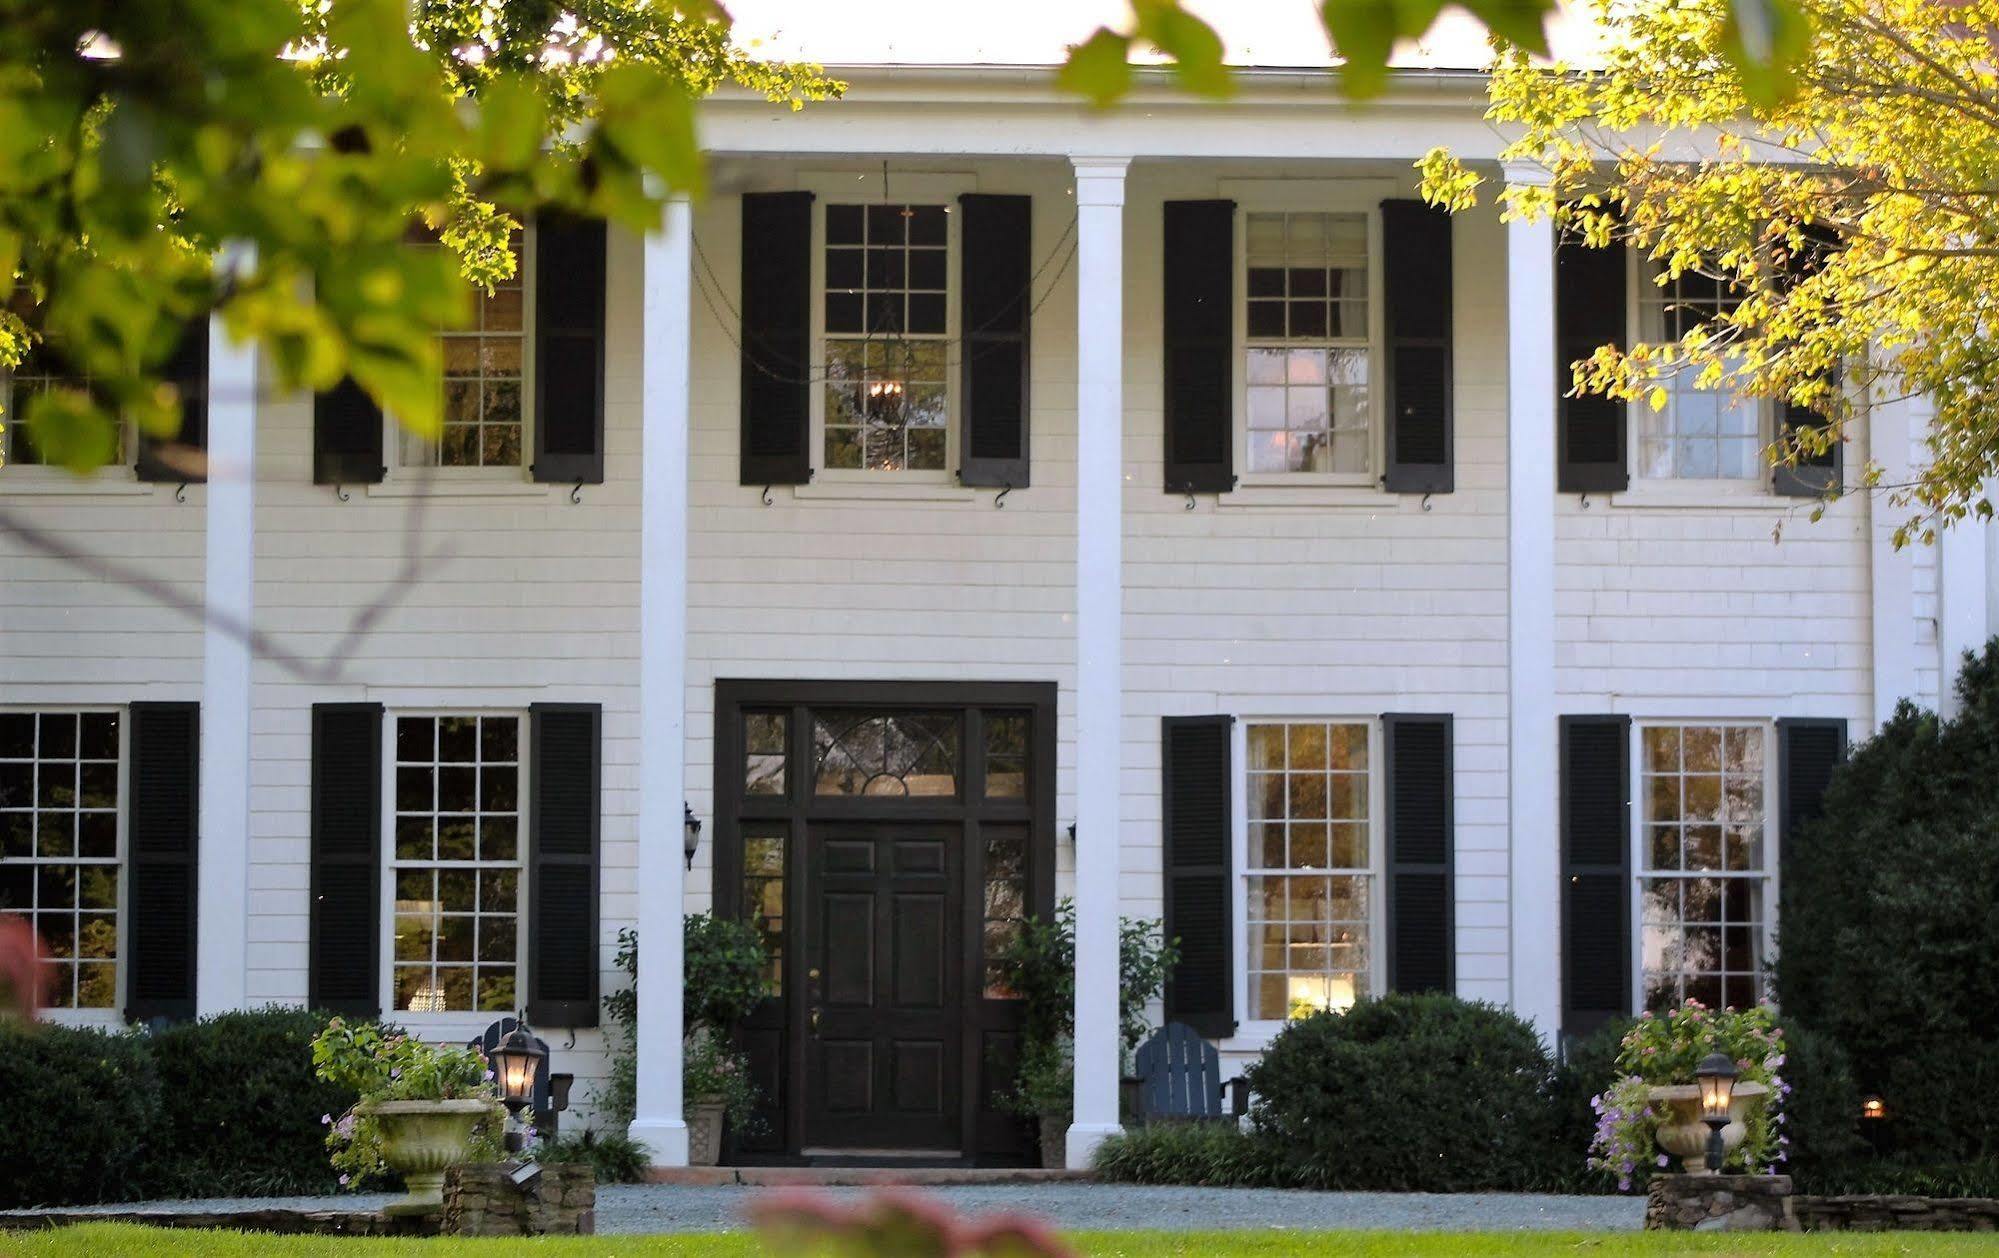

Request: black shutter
left=1162, top=715, right=1234, bottom=1039
left=958, top=193, right=1032, bottom=489
left=1773, top=229, right=1842, bottom=497
left=1773, top=396, right=1841, bottom=497
left=1561, top=715, right=1631, bottom=1037
left=1556, top=228, right=1629, bottom=494
left=313, top=377, right=385, bottom=486
left=1163, top=200, right=1235, bottom=495
left=528, top=703, right=600, bottom=1027
left=137, top=318, right=209, bottom=484
left=1383, top=713, right=1453, bottom=993
left=310, top=703, right=382, bottom=1017
left=1381, top=201, right=1454, bottom=495
left=532, top=213, right=607, bottom=484
left=126, top=702, right=200, bottom=1022
left=1778, top=719, right=1847, bottom=845
left=740, top=191, right=813, bottom=486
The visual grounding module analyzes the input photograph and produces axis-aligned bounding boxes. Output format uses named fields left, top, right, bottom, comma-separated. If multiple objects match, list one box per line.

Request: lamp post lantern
left=1694, top=1051, right=1740, bottom=1173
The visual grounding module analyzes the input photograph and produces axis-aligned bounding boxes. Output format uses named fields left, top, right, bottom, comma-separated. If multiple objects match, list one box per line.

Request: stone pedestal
left=1647, top=1173, right=1798, bottom=1232
left=441, top=1163, right=596, bottom=1237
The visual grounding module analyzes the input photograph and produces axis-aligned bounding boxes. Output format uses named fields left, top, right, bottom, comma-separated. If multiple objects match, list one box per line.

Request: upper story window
left=398, top=228, right=531, bottom=472
left=1635, top=264, right=1764, bottom=481
left=389, top=713, right=525, bottom=1015
left=1243, top=719, right=1377, bottom=1022
left=1638, top=723, right=1771, bottom=1011
left=0, top=711, right=121, bottom=1010
left=1241, top=211, right=1375, bottom=481
left=822, top=203, right=951, bottom=473
left=1, top=343, right=112, bottom=468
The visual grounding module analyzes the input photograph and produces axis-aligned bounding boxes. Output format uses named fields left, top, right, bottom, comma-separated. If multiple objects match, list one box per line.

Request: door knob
left=808, top=967, right=822, bottom=980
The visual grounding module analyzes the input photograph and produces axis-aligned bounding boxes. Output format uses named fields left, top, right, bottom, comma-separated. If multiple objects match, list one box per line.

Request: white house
left=0, top=53, right=1988, bottom=1173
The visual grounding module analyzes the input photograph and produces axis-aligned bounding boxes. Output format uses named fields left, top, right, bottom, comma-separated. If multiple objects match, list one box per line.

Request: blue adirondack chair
left=1130, top=1021, right=1247, bottom=1124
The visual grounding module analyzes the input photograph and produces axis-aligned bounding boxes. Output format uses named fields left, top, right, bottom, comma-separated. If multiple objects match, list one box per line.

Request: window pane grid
left=402, top=230, right=526, bottom=469
left=823, top=202, right=949, bottom=473
left=1244, top=212, right=1371, bottom=475
left=2, top=326, right=117, bottom=467
left=1639, top=723, right=1768, bottom=1011
left=0, top=711, right=120, bottom=1009
left=1638, top=266, right=1760, bottom=480
left=391, top=714, right=523, bottom=1013
left=981, top=825, right=1028, bottom=998
left=1244, top=720, right=1372, bottom=1020
left=742, top=824, right=786, bottom=995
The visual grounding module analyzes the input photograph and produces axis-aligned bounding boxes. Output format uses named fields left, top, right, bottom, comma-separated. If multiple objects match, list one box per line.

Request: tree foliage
left=1059, top=0, right=1807, bottom=104
left=1419, top=0, right=1999, bottom=543
left=0, top=0, right=834, bottom=471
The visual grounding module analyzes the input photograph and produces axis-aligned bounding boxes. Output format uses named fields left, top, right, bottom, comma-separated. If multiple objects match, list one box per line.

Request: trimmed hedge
left=0, top=1006, right=355, bottom=1208
left=147, top=1007, right=357, bottom=1197
left=0, top=1021, right=161, bottom=1207
left=1243, top=994, right=1571, bottom=1193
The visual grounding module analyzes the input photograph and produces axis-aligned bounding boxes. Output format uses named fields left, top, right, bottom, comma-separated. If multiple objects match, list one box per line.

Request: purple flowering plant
left=1587, top=999, right=1787, bottom=1190
left=308, top=1017, right=507, bottom=1189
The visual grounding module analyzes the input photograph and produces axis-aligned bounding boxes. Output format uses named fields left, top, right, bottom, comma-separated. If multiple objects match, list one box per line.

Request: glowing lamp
left=1694, top=1051, right=1740, bottom=1172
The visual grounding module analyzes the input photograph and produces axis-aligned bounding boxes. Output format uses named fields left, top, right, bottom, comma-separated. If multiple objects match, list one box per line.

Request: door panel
left=805, top=823, right=962, bottom=1149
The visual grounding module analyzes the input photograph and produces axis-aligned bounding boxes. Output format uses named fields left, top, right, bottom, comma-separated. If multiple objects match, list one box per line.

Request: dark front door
left=804, top=822, right=962, bottom=1151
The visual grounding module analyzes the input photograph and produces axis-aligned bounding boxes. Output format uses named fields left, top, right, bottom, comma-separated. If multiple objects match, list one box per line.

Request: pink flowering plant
left=1588, top=999, right=1788, bottom=1191
left=309, top=1017, right=506, bottom=1189
left=686, top=1029, right=761, bottom=1130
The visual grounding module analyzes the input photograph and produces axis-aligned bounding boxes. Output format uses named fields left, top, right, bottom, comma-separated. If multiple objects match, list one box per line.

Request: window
left=1638, top=723, right=1771, bottom=1011
left=1243, top=211, right=1373, bottom=478
left=812, top=710, right=959, bottom=797
left=1635, top=263, right=1764, bottom=480
left=389, top=714, right=524, bottom=1014
left=0, top=711, right=121, bottom=1009
left=820, top=201, right=952, bottom=474
left=1243, top=720, right=1376, bottom=1021
left=399, top=227, right=530, bottom=471
left=741, top=823, right=786, bottom=994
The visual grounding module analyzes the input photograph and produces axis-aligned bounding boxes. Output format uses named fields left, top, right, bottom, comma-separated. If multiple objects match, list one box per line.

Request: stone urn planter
left=687, top=1097, right=728, bottom=1167
left=1648, top=1080, right=1770, bottom=1174
left=1038, top=1112, right=1068, bottom=1170
left=361, top=1098, right=496, bottom=1216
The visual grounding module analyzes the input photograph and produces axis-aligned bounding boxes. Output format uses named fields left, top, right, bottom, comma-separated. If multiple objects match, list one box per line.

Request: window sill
left=366, top=478, right=554, bottom=500
left=791, top=478, right=980, bottom=504
left=1216, top=484, right=1403, bottom=510
left=1599, top=485, right=1801, bottom=511
left=0, top=471, right=156, bottom=497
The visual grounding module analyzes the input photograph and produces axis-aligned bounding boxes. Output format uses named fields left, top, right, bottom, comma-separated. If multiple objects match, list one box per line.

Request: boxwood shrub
left=144, top=1006, right=358, bottom=1197
left=1243, top=993, right=1566, bottom=1192
left=0, top=1021, right=162, bottom=1207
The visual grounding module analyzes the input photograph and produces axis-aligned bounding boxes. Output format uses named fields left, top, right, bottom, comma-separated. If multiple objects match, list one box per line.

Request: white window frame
left=800, top=170, right=974, bottom=486
left=0, top=361, right=148, bottom=491
left=1225, top=181, right=1390, bottom=491
left=1627, top=718, right=1781, bottom=1014
left=0, top=705, right=128, bottom=1025
left=378, top=708, right=530, bottom=1027
left=1230, top=714, right=1386, bottom=1040
left=385, top=223, right=538, bottom=483
left=1626, top=250, right=1772, bottom=491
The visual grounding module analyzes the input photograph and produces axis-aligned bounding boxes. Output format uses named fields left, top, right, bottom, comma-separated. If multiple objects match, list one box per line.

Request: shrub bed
left=0, top=1006, right=357, bottom=1207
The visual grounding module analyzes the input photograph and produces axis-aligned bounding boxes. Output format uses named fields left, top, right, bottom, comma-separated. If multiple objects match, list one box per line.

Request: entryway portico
left=625, top=67, right=1560, bottom=1170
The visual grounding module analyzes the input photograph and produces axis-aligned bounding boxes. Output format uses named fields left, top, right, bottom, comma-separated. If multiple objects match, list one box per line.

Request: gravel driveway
left=592, top=1183, right=1643, bottom=1234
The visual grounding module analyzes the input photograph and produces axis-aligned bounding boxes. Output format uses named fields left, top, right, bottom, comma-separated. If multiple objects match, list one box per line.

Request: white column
left=1868, top=386, right=1918, bottom=731
left=1937, top=482, right=1988, bottom=719
left=197, top=244, right=257, bottom=1016
left=630, top=197, right=692, bottom=1167
left=1068, top=155, right=1129, bottom=1169
left=1502, top=168, right=1561, bottom=1044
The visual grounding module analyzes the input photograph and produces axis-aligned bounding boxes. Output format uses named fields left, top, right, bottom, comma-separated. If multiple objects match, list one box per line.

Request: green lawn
left=5, top=1226, right=1997, bottom=1257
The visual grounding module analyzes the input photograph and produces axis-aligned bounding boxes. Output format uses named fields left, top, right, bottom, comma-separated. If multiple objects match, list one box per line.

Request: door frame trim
left=713, top=679, right=1058, bottom=1162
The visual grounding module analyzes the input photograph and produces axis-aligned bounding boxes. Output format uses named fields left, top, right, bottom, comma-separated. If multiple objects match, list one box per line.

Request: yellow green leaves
left=1061, top=1, right=1231, bottom=106
left=1059, top=30, right=1137, bottom=107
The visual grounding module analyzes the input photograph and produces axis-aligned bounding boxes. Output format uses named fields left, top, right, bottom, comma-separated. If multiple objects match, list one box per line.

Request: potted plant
left=601, top=916, right=771, bottom=1166
left=311, top=1018, right=505, bottom=1216
left=1588, top=1000, right=1787, bottom=1190
left=992, top=901, right=1178, bottom=1168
